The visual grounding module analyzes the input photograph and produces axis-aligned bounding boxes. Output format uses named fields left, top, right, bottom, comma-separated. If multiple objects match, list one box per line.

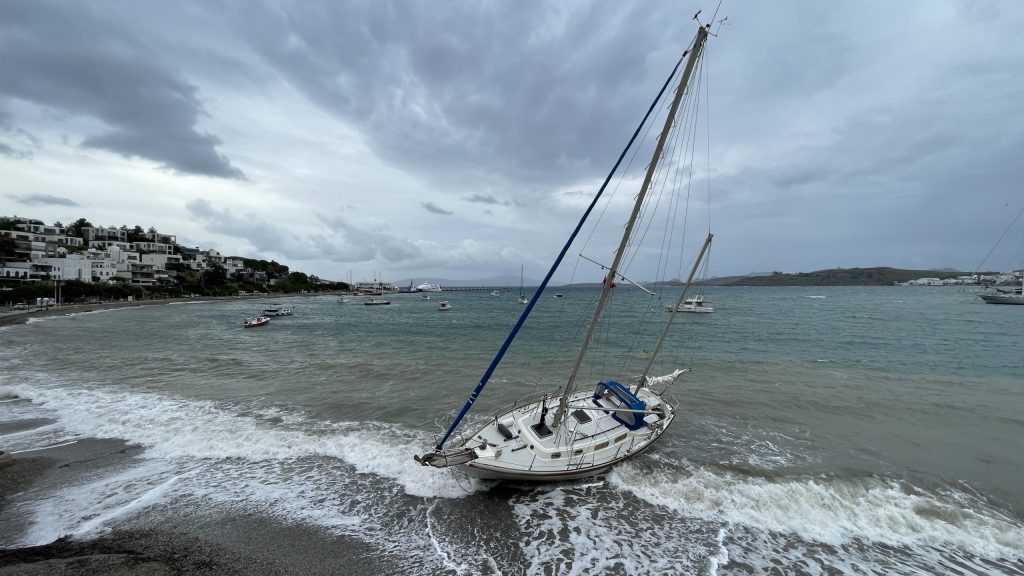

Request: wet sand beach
left=0, top=394, right=391, bottom=576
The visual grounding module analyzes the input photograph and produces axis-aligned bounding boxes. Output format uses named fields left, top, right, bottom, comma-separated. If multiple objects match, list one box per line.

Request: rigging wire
left=973, top=204, right=1024, bottom=275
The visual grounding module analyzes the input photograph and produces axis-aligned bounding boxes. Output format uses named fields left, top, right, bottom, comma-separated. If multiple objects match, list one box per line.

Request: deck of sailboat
left=459, top=387, right=675, bottom=480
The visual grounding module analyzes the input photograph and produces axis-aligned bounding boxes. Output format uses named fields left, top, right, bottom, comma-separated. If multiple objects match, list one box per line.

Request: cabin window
left=572, top=409, right=592, bottom=423
left=550, top=452, right=562, bottom=459
left=595, top=441, right=609, bottom=450
left=614, top=434, right=627, bottom=443
left=573, top=449, right=583, bottom=456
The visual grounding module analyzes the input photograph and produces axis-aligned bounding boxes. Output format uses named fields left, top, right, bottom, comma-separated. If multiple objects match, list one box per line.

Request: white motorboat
left=416, top=23, right=715, bottom=481
left=666, top=294, right=714, bottom=313
left=438, top=300, right=452, bottom=311
left=262, top=306, right=292, bottom=316
left=243, top=315, right=270, bottom=328
left=364, top=297, right=391, bottom=306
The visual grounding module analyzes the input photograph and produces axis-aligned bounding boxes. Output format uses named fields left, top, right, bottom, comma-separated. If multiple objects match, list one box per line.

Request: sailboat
left=978, top=275, right=1024, bottom=304
left=975, top=206, right=1024, bottom=305
left=416, top=23, right=714, bottom=480
left=517, top=266, right=529, bottom=305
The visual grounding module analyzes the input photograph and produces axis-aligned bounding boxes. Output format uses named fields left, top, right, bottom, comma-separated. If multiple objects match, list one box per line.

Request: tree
left=203, top=266, right=227, bottom=286
left=68, top=218, right=93, bottom=239
left=0, top=235, right=16, bottom=266
left=53, top=220, right=64, bottom=227
left=127, top=225, right=145, bottom=243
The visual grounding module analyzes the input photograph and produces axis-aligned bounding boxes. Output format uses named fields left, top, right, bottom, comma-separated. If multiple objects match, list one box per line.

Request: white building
left=31, top=257, right=93, bottom=282
left=81, top=226, right=128, bottom=246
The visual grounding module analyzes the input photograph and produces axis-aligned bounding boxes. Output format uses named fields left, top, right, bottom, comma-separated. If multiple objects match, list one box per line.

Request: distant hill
left=725, top=267, right=972, bottom=286
left=396, top=275, right=541, bottom=288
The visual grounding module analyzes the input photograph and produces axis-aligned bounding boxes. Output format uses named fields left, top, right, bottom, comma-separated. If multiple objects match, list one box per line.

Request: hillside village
left=0, top=215, right=346, bottom=302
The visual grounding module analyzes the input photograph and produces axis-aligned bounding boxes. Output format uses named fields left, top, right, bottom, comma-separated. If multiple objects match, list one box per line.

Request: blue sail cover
left=592, top=381, right=647, bottom=430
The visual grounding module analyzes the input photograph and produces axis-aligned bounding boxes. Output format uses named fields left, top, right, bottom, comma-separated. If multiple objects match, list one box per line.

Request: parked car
left=13, top=303, right=28, bottom=310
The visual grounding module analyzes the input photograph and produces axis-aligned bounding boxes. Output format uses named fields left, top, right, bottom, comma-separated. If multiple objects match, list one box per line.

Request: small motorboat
left=666, top=294, right=714, bottom=313
left=438, top=300, right=452, bottom=311
left=262, top=306, right=292, bottom=316
left=244, top=315, right=270, bottom=328
left=364, top=298, right=391, bottom=306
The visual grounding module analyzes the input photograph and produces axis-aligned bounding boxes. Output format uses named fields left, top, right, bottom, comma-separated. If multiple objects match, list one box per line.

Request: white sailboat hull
left=451, top=387, right=676, bottom=481
left=979, top=293, right=1024, bottom=305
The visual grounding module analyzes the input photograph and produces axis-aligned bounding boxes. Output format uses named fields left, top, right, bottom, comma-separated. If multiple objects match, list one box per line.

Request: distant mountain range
left=397, top=267, right=986, bottom=289
left=716, top=267, right=977, bottom=286
left=396, top=275, right=538, bottom=288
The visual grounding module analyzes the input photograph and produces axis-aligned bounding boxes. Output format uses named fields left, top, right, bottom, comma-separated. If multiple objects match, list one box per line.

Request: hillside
left=725, top=267, right=971, bottom=286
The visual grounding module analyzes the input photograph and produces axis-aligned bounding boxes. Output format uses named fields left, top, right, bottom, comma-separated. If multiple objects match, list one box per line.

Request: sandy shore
left=0, top=448, right=395, bottom=576
left=0, top=393, right=400, bottom=576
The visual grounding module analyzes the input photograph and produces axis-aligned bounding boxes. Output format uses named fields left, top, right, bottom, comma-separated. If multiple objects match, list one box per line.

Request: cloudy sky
left=2, top=1, right=1023, bottom=283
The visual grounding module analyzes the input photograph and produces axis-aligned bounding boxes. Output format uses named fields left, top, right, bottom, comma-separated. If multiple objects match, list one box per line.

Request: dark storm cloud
left=0, top=107, right=35, bottom=159
left=8, top=193, right=81, bottom=207
left=316, top=213, right=422, bottom=262
left=186, top=200, right=422, bottom=263
left=185, top=199, right=315, bottom=258
left=463, top=194, right=501, bottom=205
left=231, top=2, right=679, bottom=191
left=421, top=202, right=453, bottom=215
left=0, top=2, right=244, bottom=179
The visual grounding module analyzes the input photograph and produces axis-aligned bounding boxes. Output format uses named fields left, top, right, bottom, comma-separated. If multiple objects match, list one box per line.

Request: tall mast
left=553, top=25, right=709, bottom=428
left=639, top=232, right=712, bottom=384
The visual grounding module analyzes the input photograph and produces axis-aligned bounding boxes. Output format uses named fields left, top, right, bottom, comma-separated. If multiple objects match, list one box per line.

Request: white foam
left=21, top=459, right=179, bottom=545
left=609, top=463, right=1024, bottom=560
left=707, top=527, right=730, bottom=575
left=11, top=439, right=79, bottom=453
left=1, top=380, right=473, bottom=499
left=74, top=470, right=192, bottom=536
left=509, top=484, right=710, bottom=574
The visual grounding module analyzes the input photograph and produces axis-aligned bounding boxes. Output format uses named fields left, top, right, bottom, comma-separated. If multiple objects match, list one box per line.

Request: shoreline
left=0, top=424, right=394, bottom=576
left=0, top=292, right=336, bottom=328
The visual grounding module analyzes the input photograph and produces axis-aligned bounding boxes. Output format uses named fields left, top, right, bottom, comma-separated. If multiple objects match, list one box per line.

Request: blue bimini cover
left=592, top=381, right=647, bottom=430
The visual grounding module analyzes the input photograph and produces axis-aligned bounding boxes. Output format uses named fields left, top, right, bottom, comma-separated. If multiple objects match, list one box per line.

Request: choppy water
left=1, top=286, right=1022, bottom=574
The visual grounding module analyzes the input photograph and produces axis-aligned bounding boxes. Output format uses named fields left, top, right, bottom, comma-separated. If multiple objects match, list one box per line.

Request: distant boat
left=666, top=294, right=714, bottom=313
left=338, top=297, right=351, bottom=304
left=262, top=306, right=292, bottom=316
left=553, top=293, right=564, bottom=299
left=421, top=294, right=431, bottom=300
left=364, top=297, right=391, bottom=306
left=490, top=290, right=501, bottom=296
left=438, top=300, right=452, bottom=311
left=974, top=202, right=1024, bottom=304
left=243, top=315, right=270, bottom=328
left=518, top=265, right=529, bottom=304
left=416, top=282, right=443, bottom=292
left=978, top=282, right=1024, bottom=305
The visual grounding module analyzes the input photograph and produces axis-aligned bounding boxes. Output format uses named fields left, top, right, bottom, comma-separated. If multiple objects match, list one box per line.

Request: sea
left=1, top=286, right=1022, bottom=575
